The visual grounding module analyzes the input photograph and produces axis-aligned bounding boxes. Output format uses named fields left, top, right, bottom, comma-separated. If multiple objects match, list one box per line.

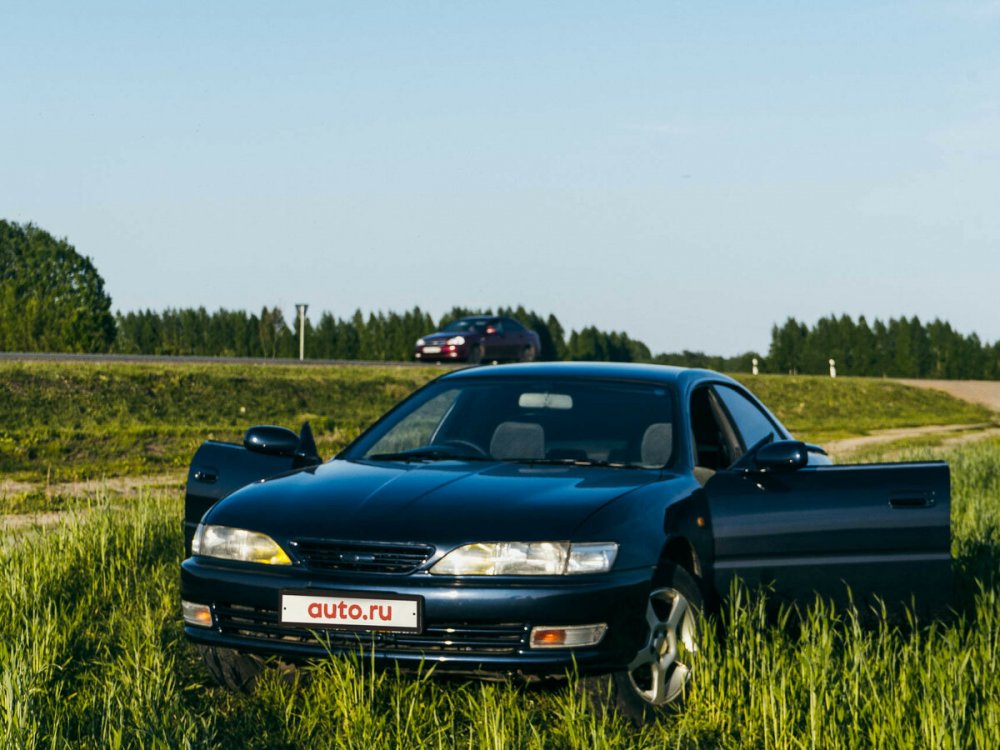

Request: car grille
left=215, top=603, right=528, bottom=656
left=290, top=539, right=435, bottom=574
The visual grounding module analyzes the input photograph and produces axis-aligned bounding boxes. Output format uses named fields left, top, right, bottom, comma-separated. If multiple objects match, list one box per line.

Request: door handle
left=193, top=468, right=218, bottom=484
left=889, top=493, right=933, bottom=509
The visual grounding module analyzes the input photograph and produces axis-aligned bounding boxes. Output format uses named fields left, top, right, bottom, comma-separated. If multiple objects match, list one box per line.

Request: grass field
left=3, top=361, right=1000, bottom=747
left=2, top=438, right=999, bottom=748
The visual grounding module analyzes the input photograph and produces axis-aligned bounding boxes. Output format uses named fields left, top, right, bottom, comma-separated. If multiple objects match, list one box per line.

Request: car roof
left=438, top=361, right=739, bottom=391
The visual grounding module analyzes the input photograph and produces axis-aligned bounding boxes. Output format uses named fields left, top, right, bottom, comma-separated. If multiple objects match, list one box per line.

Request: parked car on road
left=414, top=315, right=541, bottom=363
left=181, top=363, right=951, bottom=723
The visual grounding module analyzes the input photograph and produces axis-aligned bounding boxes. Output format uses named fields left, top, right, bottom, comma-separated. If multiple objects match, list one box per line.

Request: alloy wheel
left=626, top=586, right=697, bottom=705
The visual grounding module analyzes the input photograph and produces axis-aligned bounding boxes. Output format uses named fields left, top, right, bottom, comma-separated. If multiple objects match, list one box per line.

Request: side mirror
left=754, top=440, right=809, bottom=472
left=244, top=425, right=300, bottom=456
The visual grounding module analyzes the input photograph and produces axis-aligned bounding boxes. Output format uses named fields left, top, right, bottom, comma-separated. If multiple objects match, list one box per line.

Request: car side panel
left=704, top=461, right=951, bottom=613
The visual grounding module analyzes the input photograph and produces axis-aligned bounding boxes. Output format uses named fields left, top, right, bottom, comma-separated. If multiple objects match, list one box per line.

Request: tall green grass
left=4, top=439, right=1000, bottom=747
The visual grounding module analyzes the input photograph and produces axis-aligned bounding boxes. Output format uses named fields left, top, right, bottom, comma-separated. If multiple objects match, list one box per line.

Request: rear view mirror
left=244, top=425, right=300, bottom=456
left=518, top=392, right=573, bottom=410
left=754, top=440, right=809, bottom=472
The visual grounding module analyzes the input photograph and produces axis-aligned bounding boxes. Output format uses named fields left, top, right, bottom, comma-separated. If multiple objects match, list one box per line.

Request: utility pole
left=296, top=303, right=309, bottom=361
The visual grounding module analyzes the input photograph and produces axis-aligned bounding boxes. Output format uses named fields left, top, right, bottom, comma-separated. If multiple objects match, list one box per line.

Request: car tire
left=467, top=344, right=484, bottom=365
left=521, top=345, right=537, bottom=362
left=198, top=645, right=265, bottom=692
left=580, top=564, right=701, bottom=725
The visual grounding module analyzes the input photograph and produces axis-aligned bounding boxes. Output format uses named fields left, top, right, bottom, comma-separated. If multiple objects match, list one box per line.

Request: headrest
left=490, top=421, right=545, bottom=460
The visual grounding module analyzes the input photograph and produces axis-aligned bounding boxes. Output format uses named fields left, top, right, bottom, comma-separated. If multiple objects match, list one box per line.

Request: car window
left=503, top=318, right=525, bottom=332
left=442, top=318, right=486, bottom=333
left=689, top=386, right=741, bottom=469
left=365, top=389, right=460, bottom=455
left=712, top=385, right=782, bottom=451
left=349, top=378, right=676, bottom=468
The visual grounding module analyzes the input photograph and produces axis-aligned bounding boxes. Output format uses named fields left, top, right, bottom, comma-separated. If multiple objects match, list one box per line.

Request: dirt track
left=824, top=423, right=1000, bottom=457
left=823, top=379, right=1000, bottom=457
left=0, top=473, right=184, bottom=533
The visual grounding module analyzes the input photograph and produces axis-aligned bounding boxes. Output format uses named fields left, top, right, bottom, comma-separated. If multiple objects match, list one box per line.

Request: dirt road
left=896, top=379, right=1000, bottom=413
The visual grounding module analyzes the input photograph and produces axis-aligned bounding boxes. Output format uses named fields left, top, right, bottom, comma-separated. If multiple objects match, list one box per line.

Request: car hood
left=205, top=459, right=663, bottom=545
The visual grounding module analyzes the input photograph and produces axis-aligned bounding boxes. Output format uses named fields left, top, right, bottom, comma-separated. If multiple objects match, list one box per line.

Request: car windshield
left=345, top=378, right=676, bottom=469
left=441, top=318, right=489, bottom=333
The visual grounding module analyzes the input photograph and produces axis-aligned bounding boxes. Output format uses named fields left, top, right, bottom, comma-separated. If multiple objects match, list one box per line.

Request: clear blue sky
left=2, top=1, right=998, bottom=355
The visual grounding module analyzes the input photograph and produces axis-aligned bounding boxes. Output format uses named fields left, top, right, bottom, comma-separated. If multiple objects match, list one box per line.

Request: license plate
left=422, top=346, right=442, bottom=354
left=281, top=591, right=422, bottom=632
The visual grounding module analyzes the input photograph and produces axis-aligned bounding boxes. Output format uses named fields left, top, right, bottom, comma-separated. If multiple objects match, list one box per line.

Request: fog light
left=529, top=623, right=607, bottom=649
left=182, top=600, right=213, bottom=628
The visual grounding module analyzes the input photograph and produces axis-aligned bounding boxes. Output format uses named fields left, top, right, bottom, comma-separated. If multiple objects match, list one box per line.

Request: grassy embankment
left=733, top=373, right=996, bottom=445
left=2, top=439, right=999, bottom=747
left=0, top=361, right=445, bottom=513
left=1, top=360, right=993, bottom=483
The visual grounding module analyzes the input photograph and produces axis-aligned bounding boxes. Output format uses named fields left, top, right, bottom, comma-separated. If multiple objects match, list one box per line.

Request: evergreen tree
left=767, top=318, right=809, bottom=374
left=258, top=306, right=290, bottom=358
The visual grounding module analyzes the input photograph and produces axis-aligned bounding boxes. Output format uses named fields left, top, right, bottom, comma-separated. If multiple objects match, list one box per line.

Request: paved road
left=0, top=352, right=449, bottom=368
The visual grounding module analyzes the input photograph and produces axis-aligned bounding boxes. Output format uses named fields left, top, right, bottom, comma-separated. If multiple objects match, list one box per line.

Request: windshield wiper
left=367, top=448, right=492, bottom=463
left=506, top=457, right=647, bottom=470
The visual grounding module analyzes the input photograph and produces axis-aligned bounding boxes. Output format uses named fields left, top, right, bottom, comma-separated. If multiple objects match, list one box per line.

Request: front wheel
left=581, top=565, right=701, bottom=725
left=199, top=645, right=264, bottom=692
left=199, top=645, right=297, bottom=692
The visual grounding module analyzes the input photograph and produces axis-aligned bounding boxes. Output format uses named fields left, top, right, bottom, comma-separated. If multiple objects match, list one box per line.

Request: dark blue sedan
left=181, top=363, right=950, bottom=723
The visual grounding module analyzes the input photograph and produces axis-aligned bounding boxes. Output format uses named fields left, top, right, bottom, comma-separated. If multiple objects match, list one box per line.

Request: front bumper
left=181, top=557, right=653, bottom=677
left=414, top=343, right=475, bottom=362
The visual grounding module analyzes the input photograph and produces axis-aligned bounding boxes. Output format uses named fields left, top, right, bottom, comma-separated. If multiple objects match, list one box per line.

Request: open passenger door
left=704, top=451, right=952, bottom=614
left=689, top=382, right=952, bottom=615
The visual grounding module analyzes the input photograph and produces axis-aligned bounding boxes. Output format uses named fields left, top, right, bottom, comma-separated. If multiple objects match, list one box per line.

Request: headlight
left=191, top=524, right=292, bottom=565
left=416, top=338, right=426, bottom=346
left=429, top=541, right=617, bottom=576
left=446, top=336, right=466, bottom=345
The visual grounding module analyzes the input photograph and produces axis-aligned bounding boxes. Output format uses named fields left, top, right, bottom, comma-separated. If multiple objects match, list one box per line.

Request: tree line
left=5, top=219, right=1000, bottom=378
left=113, top=305, right=653, bottom=362
left=767, top=315, right=1000, bottom=379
